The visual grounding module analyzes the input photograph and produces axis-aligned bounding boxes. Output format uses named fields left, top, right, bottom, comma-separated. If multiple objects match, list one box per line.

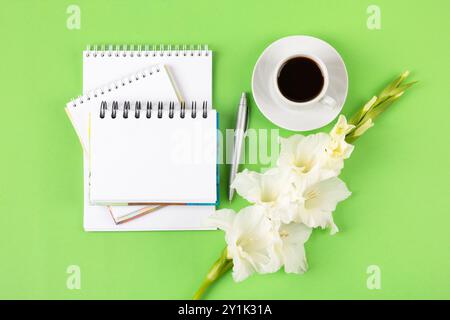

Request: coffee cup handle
left=320, top=95, right=337, bottom=109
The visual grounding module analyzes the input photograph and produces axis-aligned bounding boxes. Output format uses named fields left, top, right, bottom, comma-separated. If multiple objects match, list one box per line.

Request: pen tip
left=229, top=188, right=234, bottom=202
left=240, top=92, right=247, bottom=105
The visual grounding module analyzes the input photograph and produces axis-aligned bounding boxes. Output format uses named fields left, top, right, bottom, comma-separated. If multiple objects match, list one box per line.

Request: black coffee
left=277, top=57, right=324, bottom=103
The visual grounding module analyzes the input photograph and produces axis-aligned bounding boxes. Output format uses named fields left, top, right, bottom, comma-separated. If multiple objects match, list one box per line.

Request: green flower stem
left=345, top=71, right=416, bottom=143
left=193, top=247, right=233, bottom=300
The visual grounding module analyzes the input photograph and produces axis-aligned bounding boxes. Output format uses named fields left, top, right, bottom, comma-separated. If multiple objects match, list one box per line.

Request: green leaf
left=378, top=71, right=410, bottom=100
left=348, top=96, right=377, bottom=126
left=345, top=71, right=416, bottom=143
left=359, top=82, right=416, bottom=124
left=364, top=98, right=396, bottom=121
left=387, top=81, right=418, bottom=97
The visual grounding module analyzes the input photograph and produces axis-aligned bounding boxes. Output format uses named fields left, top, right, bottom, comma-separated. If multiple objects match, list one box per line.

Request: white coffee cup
left=273, top=54, right=336, bottom=110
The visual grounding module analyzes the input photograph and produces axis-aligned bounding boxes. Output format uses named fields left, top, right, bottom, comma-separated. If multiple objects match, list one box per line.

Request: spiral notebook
left=66, top=45, right=216, bottom=231
left=67, top=64, right=178, bottom=148
left=89, top=100, right=217, bottom=205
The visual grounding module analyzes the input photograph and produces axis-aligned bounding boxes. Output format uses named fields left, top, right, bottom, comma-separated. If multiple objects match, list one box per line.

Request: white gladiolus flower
left=209, top=206, right=282, bottom=282
left=277, top=222, right=312, bottom=274
left=326, top=137, right=354, bottom=160
left=231, top=168, right=289, bottom=205
left=324, top=115, right=355, bottom=175
left=293, top=174, right=351, bottom=234
left=231, top=168, right=296, bottom=223
left=322, top=138, right=354, bottom=175
left=204, top=116, right=353, bottom=284
left=278, top=133, right=332, bottom=177
left=330, top=115, right=355, bottom=138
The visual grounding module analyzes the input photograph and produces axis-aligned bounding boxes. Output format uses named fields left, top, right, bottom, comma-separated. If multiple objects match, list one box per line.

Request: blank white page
left=90, top=109, right=217, bottom=204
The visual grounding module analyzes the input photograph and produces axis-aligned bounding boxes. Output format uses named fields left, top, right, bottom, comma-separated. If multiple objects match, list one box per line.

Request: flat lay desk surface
left=0, top=0, right=449, bottom=299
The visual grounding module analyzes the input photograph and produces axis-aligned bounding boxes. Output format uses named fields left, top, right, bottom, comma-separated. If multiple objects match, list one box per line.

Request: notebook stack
left=66, top=45, right=218, bottom=231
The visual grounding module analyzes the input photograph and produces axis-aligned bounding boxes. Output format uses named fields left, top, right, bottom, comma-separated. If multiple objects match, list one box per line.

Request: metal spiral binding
left=123, top=101, right=130, bottom=118
left=135, top=101, right=141, bottom=118
left=191, top=101, right=196, bottom=118
left=146, top=102, right=152, bottom=118
left=169, top=102, right=175, bottom=119
left=100, top=101, right=107, bottom=118
left=157, top=102, right=163, bottom=118
left=180, top=102, right=186, bottom=118
left=84, top=44, right=210, bottom=58
left=202, top=101, right=208, bottom=118
left=70, top=65, right=161, bottom=108
left=99, top=101, right=209, bottom=119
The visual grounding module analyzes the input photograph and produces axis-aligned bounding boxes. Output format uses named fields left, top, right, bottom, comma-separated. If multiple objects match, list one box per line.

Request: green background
left=0, top=0, right=449, bottom=299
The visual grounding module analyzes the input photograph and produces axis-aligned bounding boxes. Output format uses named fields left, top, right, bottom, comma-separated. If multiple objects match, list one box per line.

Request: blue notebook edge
left=187, top=111, right=220, bottom=207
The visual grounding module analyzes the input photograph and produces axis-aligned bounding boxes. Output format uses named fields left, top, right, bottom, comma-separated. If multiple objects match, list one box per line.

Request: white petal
left=298, top=207, right=328, bottom=229
left=232, top=205, right=267, bottom=236
left=277, top=135, right=305, bottom=168
left=208, top=208, right=236, bottom=231
left=282, top=222, right=312, bottom=244
left=283, top=245, right=308, bottom=274
left=279, top=135, right=305, bottom=156
left=292, top=133, right=330, bottom=173
left=342, top=141, right=354, bottom=158
left=306, top=177, right=351, bottom=212
left=271, top=198, right=300, bottom=224
left=331, top=115, right=355, bottom=138
left=322, top=157, right=345, bottom=177
left=326, top=135, right=354, bottom=161
left=231, top=169, right=261, bottom=203
left=224, top=205, right=282, bottom=281
left=298, top=177, right=351, bottom=232
left=329, top=217, right=339, bottom=235
left=296, top=133, right=330, bottom=156
left=232, top=256, right=254, bottom=282
left=232, top=168, right=293, bottom=207
left=278, top=223, right=312, bottom=274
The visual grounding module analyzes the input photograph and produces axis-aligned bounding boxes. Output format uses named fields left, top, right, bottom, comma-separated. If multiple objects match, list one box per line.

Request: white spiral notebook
left=90, top=100, right=217, bottom=205
left=66, top=45, right=217, bottom=231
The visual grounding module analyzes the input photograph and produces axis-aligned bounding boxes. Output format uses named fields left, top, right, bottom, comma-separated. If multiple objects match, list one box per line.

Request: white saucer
left=252, top=35, right=348, bottom=131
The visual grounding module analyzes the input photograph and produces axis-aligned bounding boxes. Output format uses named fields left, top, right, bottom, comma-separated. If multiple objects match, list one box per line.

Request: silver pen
left=229, top=92, right=249, bottom=201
